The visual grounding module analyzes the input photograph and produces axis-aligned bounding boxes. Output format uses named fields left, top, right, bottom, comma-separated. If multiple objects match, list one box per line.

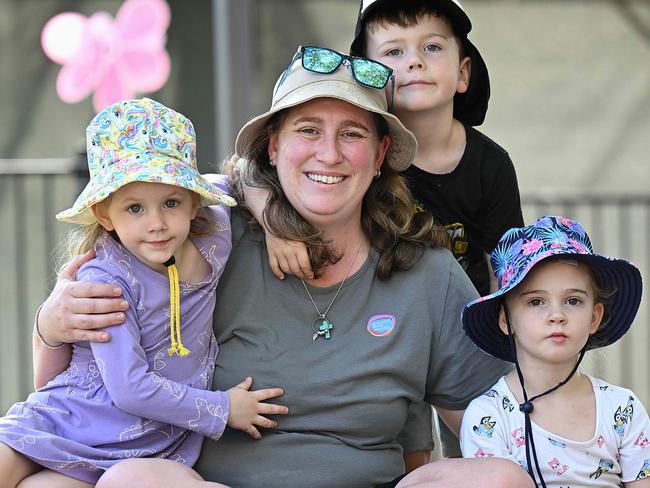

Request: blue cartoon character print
left=548, top=437, right=566, bottom=448
left=614, top=396, right=635, bottom=437
left=590, top=459, right=614, bottom=479
left=636, top=459, right=650, bottom=480
left=502, top=395, right=515, bottom=413
left=473, top=416, right=496, bottom=438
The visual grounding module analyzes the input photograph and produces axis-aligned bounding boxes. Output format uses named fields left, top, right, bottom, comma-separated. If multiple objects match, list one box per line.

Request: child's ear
left=456, top=56, right=471, bottom=94
left=498, top=305, right=511, bottom=336
left=91, top=204, right=114, bottom=231
left=589, top=302, right=605, bottom=335
left=190, top=196, right=200, bottom=220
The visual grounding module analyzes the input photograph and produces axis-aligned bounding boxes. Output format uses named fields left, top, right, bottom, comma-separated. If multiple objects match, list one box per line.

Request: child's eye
left=424, top=44, right=441, bottom=53
left=127, top=204, right=142, bottom=214
left=164, top=199, right=178, bottom=208
left=566, top=297, right=582, bottom=306
left=528, top=298, right=544, bottom=307
left=385, top=48, right=401, bottom=57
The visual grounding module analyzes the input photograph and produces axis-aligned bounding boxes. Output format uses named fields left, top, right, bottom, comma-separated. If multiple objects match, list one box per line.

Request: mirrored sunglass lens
left=303, top=47, right=343, bottom=74
left=351, top=59, right=390, bottom=88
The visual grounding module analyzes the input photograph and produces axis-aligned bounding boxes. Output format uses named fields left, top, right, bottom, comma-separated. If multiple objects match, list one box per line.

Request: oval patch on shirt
left=367, top=314, right=396, bottom=337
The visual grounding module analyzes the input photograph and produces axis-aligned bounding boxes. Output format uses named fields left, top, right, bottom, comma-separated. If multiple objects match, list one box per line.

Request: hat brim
left=454, top=38, right=490, bottom=126
left=235, top=78, right=417, bottom=172
left=56, top=158, right=236, bottom=225
left=462, top=253, right=643, bottom=362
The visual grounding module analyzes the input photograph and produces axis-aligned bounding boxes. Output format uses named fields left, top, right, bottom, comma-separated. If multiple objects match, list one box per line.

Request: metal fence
left=1, top=160, right=649, bottom=414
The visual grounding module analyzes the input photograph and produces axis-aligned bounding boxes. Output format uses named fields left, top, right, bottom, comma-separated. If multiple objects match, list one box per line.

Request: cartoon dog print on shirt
left=590, top=459, right=614, bottom=479
left=636, top=459, right=650, bottom=480
left=473, top=416, right=496, bottom=438
left=502, top=395, right=515, bottom=413
left=614, top=396, right=635, bottom=437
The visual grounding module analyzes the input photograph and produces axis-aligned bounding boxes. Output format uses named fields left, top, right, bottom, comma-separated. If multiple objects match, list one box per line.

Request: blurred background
left=1, top=0, right=649, bottom=444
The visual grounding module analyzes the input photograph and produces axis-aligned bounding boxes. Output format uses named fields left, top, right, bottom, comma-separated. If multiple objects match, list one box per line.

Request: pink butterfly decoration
left=41, top=0, right=171, bottom=112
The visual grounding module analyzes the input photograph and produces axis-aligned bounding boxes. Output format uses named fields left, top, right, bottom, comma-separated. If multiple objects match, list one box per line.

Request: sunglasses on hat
left=275, top=45, right=395, bottom=112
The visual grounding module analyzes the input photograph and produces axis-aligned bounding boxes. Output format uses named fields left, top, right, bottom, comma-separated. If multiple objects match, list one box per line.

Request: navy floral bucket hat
left=462, top=216, right=643, bottom=362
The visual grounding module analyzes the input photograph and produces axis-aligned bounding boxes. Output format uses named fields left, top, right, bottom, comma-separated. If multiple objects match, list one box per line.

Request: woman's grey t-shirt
left=195, top=213, right=509, bottom=487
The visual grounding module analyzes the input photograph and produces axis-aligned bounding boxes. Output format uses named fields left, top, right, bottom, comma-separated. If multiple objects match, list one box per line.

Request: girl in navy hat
left=460, top=216, right=649, bottom=487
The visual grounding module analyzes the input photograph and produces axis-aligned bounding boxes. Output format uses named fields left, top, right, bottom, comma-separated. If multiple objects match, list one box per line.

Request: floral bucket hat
left=462, top=216, right=643, bottom=362
left=57, top=98, right=236, bottom=225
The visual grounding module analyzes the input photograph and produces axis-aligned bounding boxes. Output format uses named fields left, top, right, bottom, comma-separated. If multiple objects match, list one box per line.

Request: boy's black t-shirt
left=401, top=124, right=524, bottom=296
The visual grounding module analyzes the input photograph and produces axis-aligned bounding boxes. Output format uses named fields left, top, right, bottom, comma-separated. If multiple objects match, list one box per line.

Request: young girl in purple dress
left=0, top=98, right=288, bottom=487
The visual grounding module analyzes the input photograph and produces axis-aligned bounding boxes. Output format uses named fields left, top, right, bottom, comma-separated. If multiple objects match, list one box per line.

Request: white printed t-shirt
left=460, top=376, right=650, bottom=487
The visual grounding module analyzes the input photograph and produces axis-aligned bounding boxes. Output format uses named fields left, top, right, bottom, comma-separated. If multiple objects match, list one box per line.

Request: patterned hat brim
left=462, top=252, right=643, bottom=362
left=56, top=158, right=236, bottom=226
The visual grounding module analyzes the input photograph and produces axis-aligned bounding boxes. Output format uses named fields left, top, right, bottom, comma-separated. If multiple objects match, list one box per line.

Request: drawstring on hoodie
left=164, top=256, right=190, bottom=357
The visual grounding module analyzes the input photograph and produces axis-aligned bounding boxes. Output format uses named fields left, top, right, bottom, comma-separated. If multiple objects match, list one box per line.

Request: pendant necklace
left=300, top=241, right=363, bottom=341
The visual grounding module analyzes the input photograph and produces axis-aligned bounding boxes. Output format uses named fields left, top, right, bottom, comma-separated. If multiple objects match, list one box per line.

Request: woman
left=34, top=46, right=531, bottom=488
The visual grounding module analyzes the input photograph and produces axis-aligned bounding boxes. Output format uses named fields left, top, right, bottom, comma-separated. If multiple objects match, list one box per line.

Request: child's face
left=92, top=182, right=199, bottom=273
left=499, top=259, right=604, bottom=369
left=364, top=14, right=470, bottom=117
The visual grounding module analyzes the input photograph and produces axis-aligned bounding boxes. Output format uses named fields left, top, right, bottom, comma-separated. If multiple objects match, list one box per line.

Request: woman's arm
left=33, top=250, right=128, bottom=388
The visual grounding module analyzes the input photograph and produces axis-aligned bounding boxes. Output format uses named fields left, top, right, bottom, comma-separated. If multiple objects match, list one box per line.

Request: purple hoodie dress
left=0, top=183, right=232, bottom=483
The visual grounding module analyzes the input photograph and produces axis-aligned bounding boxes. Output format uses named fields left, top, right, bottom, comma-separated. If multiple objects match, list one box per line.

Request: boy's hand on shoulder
left=226, top=376, right=289, bottom=439
left=265, top=234, right=313, bottom=280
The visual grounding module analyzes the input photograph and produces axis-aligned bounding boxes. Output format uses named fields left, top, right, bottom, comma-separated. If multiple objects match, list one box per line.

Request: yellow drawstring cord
left=164, top=257, right=190, bottom=357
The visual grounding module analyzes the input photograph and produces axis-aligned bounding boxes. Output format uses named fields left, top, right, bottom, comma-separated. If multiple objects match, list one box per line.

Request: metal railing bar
left=43, top=177, right=56, bottom=293
left=619, top=204, right=632, bottom=382
left=0, top=159, right=76, bottom=175
left=13, top=176, right=28, bottom=391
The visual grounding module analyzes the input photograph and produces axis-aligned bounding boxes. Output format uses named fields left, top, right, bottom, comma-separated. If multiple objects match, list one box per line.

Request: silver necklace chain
left=300, top=242, right=363, bottom=341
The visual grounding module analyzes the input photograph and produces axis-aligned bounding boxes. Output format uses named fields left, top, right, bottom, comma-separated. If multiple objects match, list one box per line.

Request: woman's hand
left=226, top=377, right=289, bottom=439
left=266, top=234, right=313, bottom=280
left=39, top=250, right=129, bottom=344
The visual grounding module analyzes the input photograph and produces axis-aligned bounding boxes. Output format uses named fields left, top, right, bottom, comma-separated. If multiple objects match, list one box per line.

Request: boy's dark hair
left=352, top=0, right=466, bottom=59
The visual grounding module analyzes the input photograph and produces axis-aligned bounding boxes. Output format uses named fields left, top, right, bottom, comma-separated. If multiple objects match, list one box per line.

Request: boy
left=351, top=0, right=523, bottom=297
left=350, top=0, right=523, bottom=471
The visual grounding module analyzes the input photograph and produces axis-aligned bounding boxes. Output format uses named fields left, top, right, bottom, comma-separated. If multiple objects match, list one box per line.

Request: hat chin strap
left=503, top=303, right=586, bottom=488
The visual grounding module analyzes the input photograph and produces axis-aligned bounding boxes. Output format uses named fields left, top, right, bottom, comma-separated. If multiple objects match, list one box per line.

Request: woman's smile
left=305, top=172, right=346, bottom=185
